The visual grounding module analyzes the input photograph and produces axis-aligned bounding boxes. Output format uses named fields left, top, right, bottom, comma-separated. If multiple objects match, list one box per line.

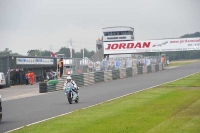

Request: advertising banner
left=16, top=58, right=54, bottom=65
left=104, top=37, right=200, bottom=54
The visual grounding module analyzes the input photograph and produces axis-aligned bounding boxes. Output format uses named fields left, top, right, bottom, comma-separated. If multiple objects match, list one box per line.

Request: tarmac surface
left=0, top=63, right=199, bottom=133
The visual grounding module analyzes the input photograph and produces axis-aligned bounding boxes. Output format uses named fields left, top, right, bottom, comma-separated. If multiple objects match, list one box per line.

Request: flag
left=54, top=53, right=57, bottom=57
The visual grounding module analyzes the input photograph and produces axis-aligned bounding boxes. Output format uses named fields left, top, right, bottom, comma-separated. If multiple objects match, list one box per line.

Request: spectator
left=77, top=68, right=81, bottom=74
left=43, top=70, right=47, bottom=80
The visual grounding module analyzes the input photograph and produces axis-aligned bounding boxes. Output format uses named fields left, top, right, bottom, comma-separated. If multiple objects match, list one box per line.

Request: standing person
left=65, top=69, right=69, bottom=75
left=28, top=71, right=32, bottom=84
left=43, top=70, right=47, bottom=80
left=25, top=73, right=29, bottom=85
left=77, top=68, right=81, bottom=74
left=31, top=71, right=35, bottom=84
left=161, top=55, right=166, bottom=69
left=19, top=71, right=23, bottom=85
left=58, top=58, right=63, bottom=77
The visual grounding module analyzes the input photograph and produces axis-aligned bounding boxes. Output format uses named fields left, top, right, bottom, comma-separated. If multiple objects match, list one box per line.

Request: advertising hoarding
left=103, top=37, right=200, bottom=55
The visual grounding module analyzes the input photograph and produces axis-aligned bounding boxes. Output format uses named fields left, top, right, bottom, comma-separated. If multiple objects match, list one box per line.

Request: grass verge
left=12, top=73, right=200, bottom=133
left=168, top=59, right=199, bottom=66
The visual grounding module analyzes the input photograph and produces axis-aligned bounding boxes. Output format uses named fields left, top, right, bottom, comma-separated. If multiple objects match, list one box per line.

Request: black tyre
left=39, top=82, right=47, bottom=86
left=75, top=97, right=79, bottom=103
left=67, top=92, right=72, bottom=104
left=39, top=86, right=47, bottom=93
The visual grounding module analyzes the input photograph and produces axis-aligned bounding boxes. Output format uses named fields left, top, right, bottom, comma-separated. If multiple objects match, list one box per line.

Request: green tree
left=0, top=48, right=21, bottom=56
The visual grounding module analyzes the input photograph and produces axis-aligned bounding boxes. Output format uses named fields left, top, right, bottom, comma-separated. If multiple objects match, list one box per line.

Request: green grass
left=168, top=59, right=199, bottom=66
left=12, top=73, right=200, bottom=133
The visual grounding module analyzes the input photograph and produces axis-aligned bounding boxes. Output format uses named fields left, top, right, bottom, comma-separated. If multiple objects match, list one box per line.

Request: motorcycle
left=64, top=85, right=79, bottom=104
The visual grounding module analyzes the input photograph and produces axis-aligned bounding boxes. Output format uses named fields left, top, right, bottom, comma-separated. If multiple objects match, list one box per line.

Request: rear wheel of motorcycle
left=67, top=93, right=72, bottom=104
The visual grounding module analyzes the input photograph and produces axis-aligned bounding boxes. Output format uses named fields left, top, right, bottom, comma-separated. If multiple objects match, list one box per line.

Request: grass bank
left=12, top=73, right=200, bottom=133
left=168, top=59, right=199, bottom=66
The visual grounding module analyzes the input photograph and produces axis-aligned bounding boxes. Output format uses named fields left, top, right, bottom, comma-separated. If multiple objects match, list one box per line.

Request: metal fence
left=61, top=55, right=166, bottom=76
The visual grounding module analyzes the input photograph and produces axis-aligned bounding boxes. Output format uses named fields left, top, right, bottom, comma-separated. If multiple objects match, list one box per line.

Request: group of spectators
left=10, top=70, right=35, bottom=85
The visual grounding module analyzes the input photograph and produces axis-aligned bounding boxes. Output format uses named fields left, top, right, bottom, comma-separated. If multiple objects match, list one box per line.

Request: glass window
left=104, top=32, right=108, bottom=36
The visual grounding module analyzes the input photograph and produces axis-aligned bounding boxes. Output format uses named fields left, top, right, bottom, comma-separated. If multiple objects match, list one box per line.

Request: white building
left=102, top=26, right=134, bottom=57
left=102, top=26, right=134, bottom=42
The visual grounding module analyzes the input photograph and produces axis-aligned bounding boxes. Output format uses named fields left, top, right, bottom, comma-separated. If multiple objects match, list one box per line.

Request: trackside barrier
left=47, top=63, right=164, bottom=92
left=71, top=74, right=84, bottom=87
left=83, top=72, right=94, bottom=86
left=147, top=65, right=152, bottom=73
left=151, top=64, right=156, bottom=72
left=155, top=64, right=159, bottom=72
left=112, top=70, right=120, bottom=80
left=137, top=66, right=143, bottom=75
left=47, top=84, right=56, bottom=92
left=126, top=68, right=132, bottom=77
left=95, top=71, right=104, bottom=83
left=104, top=70, right=112, bottom=82
left=159, top=63, right=163, bottom=70
left=119, top=69, right=126, bottom=79
left=143, top=66, right=148, bottom=74
left=132, top=67, right=137, bottom=76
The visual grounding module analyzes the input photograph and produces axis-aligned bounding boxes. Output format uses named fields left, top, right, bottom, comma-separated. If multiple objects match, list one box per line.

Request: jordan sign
left=103, top=37, right=200, bottom=54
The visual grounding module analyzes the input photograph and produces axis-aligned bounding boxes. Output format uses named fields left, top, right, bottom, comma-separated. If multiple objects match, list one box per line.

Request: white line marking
left=5, top=71, right=200, bottom=133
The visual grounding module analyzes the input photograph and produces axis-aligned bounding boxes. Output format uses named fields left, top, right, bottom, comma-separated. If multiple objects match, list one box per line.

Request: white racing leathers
left=63, top=80, right=78, bottom=93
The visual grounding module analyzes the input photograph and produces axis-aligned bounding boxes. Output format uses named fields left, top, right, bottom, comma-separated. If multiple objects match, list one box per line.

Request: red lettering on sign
left=127, top=43, right=134, bottom=48
left=105, top=42, right=151, bottom=50
left=119, top=43, right=126, bottom=49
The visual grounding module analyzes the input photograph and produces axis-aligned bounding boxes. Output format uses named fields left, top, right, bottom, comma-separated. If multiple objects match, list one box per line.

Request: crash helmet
left=66, top=76, right=72, bottom=82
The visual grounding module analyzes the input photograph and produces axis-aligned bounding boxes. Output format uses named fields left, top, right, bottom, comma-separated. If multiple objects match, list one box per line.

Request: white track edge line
left=5, top=71, right=200, bottom=133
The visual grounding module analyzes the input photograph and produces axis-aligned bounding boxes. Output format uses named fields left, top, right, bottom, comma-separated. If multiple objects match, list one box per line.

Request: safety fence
left=51, top=63, right=163, bottom=92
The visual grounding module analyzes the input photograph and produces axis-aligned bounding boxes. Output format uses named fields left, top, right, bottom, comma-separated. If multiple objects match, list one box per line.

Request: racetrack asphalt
left=0, top=62, right=199, bottom=133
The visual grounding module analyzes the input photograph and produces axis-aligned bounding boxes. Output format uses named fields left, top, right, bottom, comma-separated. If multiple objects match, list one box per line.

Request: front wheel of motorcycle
left=67, top=92, right=72, bottom=104
left=75, top=96, right=79, bottom=103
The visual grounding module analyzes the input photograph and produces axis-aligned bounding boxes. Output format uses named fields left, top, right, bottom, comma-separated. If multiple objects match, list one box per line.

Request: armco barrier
left=126, top=68, right=132, bottom=77
left=94, top=71, right=104, bottom=83
left=112, top=70, right=120, bottom=80
left=104, top=70, right=112, bottom=81
left=83, top=72, right=94, bottom=86
left=119, top=69, right=126, bottom=79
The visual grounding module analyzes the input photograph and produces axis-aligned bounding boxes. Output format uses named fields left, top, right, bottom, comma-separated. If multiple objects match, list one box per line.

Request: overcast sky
left=0, top=0, right=200, bottom=55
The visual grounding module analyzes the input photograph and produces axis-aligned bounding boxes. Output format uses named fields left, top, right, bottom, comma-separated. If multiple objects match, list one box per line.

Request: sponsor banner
left=16, top=58, right=54, bottom=65
left=103, top=37, right=200, bottom=54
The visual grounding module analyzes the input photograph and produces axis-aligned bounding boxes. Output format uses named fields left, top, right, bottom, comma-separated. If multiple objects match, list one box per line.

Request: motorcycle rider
left=64, top=76, right=79, bottom=97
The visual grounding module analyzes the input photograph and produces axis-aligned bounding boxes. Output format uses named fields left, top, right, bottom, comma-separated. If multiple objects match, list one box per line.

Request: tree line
left=0, top=47, right=95, bottom=58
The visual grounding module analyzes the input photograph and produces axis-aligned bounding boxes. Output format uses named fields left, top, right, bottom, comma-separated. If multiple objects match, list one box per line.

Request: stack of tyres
left=39, top=82, right=47, bottom=93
